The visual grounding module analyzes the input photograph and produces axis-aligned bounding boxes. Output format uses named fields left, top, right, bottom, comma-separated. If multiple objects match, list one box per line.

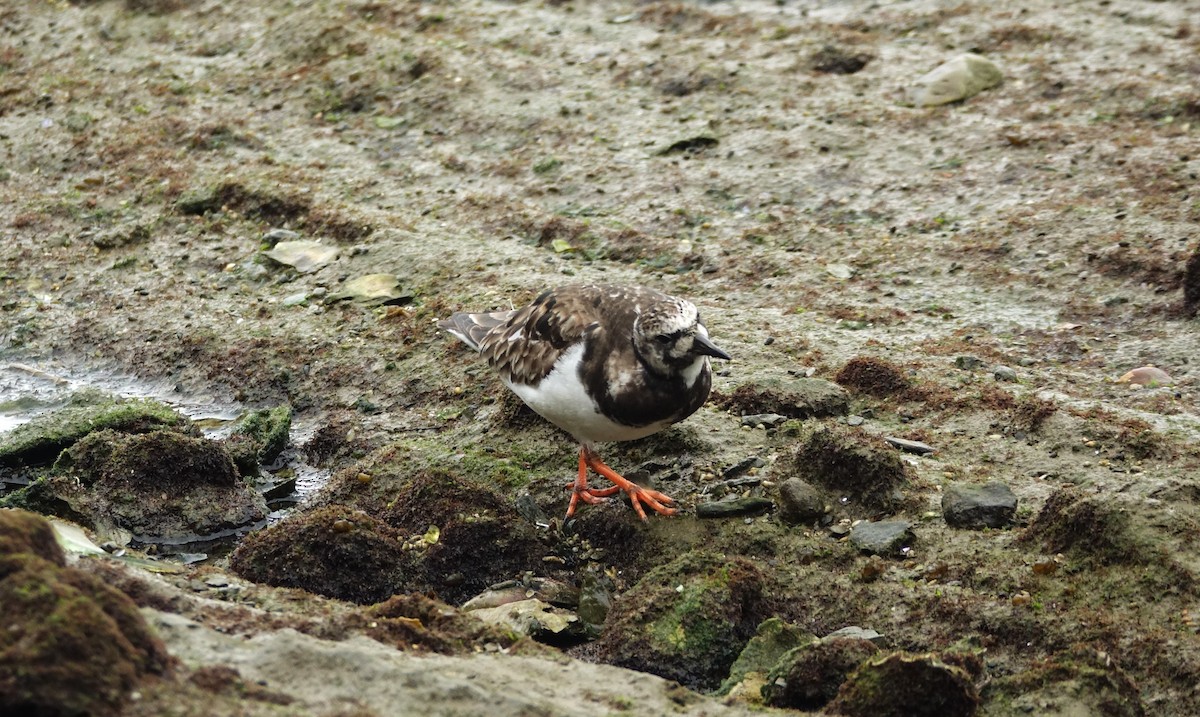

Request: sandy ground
left=2, top=0, right=1200, bottom=714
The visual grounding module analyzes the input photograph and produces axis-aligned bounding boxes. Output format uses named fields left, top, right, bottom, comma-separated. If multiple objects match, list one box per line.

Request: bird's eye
left=656, top=335, right=673, bottom=345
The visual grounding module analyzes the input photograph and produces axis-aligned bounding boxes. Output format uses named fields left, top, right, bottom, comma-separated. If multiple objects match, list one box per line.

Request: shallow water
left=0, top=360, right=330, bottom=558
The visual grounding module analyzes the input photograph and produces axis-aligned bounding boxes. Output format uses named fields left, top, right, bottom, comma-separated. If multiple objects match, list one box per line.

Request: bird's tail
left=438, top=310, right=515, bottom=352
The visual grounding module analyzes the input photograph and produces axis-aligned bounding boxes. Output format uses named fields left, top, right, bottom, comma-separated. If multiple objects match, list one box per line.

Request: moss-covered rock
left=381, top=470, right=552, bottom=605
left=0, top=391, right=189, bottom=469
left=224, top=405, right=292, bottom=476
left=1020, top=488, right=1151, bottom=566
left=829, top=651, right=979, bottom=717
left=0, top=509, right=173, bottom=717
left=0, top=506, right=65, bottom=562
left=712, top=376, right=849, bottom=419
left=776, top=424, right=912, bottom=512
left=834, top=356, right=912, bottom=398
left=47, top=428, right=268, bottom=541
left=983, top=646, right=1144, bottom=717
left=229, top=504, right=416, bottom=604
left=596, top=550, right=769, bottom=691
left=719, top=617, right=815, bottom=697
left=762, top=636, right=879, bottom=709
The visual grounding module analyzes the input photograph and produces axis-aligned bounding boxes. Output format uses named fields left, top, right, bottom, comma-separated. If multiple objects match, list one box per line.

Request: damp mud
left=1, top=0, right=1199, bottom=715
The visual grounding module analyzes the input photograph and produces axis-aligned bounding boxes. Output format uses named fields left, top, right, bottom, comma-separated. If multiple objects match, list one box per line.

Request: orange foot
left=565, top=446, right=677, bottom=521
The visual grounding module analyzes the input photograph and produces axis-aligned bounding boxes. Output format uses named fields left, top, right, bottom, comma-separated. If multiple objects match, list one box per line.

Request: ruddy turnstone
left=440, top=283, right=731, bottom=520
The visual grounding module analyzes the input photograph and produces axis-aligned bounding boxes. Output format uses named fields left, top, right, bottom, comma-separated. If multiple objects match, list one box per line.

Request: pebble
left=909, top=53, right=1003, bottom=107
left=955, top=355, right=984, bottom=370
left=777, top=478, right=826, bottom=524
left=992, top=365, right=1018, bottom=382
left=823, top=626, right=884, bottom=643
left=849, top=520, right=914, bottom=557
left=740, top=414, right=788, bottom=429
left=1116, top=365, right=1173, bottom=387
left=723, top=456, right=766, bottom=479
left=883, top=436, right=936, bottom=455
left=696, top=496, right=774, bottom=518
left=847, top=415, right=865, bottom=426
left=942, top=481, right=1017, bottom=529
left=263, top=228, right=300, bottom=243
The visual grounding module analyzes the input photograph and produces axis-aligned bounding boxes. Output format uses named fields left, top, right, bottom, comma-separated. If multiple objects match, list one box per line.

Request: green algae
left=0, top=390, right=189, bottom=469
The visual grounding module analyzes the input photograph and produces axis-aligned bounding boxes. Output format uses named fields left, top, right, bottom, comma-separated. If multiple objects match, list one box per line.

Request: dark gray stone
left=777, top=478, right=825, bottom=524
left=884, top=436, right=935, bottom=455
left=942, top=481, right=1018, bottom=528
left=696, top=496, right=773, bottom=518
left=993, top=365, right=1019, bottom=382
left=849, top=520, right=914, bottom=556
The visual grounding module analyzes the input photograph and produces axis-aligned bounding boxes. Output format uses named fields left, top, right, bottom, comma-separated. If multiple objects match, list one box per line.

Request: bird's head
left=633, top=298, right=731, bottom=379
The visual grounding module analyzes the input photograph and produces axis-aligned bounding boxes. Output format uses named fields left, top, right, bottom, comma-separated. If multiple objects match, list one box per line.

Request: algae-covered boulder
left=775, top=424, right=912, bottom=512
left=0, top=509, right=172, bottom=717
left=0, top=391, right=189, bottom=469
left=47, top=428, right=268, bottom=541
left=1019, top=487, right=1151, bottom=566
left=762, top=636, right=879, bottom=709
left=719, top=617, right=815, bottom=698
left=983, top=646, right=1145, bottom=717
left=230, top=504, right=416, bottom=604
left=713, top=376, right=849, bottom=419
left=223, top=405, right=292, bottom=477
left=830, top=651, right=979, bottom=717
left=596, top=550, right=769, bottom=691
left=381, top=470, right=551, bottom=605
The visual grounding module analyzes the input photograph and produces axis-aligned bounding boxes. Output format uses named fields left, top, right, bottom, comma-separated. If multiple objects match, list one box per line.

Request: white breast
left=504, top=343, right=667, bottom=444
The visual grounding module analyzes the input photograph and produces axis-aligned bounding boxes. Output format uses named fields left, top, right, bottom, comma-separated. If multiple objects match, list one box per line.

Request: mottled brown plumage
left=440, top=283, right=730, bottom=519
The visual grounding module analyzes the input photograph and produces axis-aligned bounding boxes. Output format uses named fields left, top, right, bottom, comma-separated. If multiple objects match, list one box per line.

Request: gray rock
left=909, top=53, right=1002, bottom=107
left=942, top=481, right=1018, bottom=529
left=849, top=520, right=914, bottom=556
left=993, top=365, right=1019, bottom=382
left=467, top=598, right=587, bottom=643
left=884, top=436, right=935, bottom=455
left=740, top=413, right=787, bottom=429
left=777, top=478, right=825, bottom=524
left=696, top=496, right=774, bottom=518
left=823, top=626, right=884, bottom=643
left=955, top=356, right=984, bottom=370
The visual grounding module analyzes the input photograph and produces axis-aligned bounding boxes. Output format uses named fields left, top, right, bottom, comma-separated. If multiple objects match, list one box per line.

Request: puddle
left=0, top=360, right=331, bottom=561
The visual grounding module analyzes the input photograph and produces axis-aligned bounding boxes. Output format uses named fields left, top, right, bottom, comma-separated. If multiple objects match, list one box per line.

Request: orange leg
left=565, top=446, right=677, bottom=521
left=565, top=448, right=619, bottom=517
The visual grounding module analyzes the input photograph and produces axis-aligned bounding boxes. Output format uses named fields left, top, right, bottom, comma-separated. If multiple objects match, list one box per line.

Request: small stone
left=262, top=240, right=339, bottom=273
left=823, top=626, right=884, bottom=643
left=696, top=496, right=774, bottom=518
left=1116, top=366, right=1173, bottom=387
left=723, top=456, right=766, bottom=479
left=263, top=228, right=300, bottom=243
left=203, top=574, right=230, bottom=588
left=883, top=436, right=935, bottom=455
left=847, top=415, right=865, bottom=426
left=955, top=356, right=984, bottom=370
left=825, top=263, right=854, bottom=279
left=777, top=478, right=826, bottom=524
left=740, top=413, right=788, bottom=429
left=849, top=520, right=914, bottom=557
left=466, top=598, right=586, bottom=643
left=993, top=365, right=1019, bottom=382
left=942, top=481, right=1018, bottom=529
left=909, top=53, right=1003, bottom=107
